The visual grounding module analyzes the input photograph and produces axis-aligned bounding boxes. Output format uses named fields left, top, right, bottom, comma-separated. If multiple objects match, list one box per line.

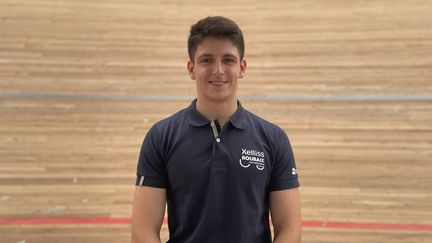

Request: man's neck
left=196, top=98, right=238, bottom=127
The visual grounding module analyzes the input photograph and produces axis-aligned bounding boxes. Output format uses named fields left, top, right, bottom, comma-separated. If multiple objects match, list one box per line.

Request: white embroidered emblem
left=239, top=148, right=265, bottom=171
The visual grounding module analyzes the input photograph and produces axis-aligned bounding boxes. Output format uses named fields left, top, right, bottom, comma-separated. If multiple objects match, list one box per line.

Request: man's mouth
left=209, top=81, right=228, bottom=86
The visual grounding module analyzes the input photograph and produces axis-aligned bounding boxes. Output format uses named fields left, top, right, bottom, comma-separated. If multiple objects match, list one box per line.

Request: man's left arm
left=270, top=188, right=302, bottom=243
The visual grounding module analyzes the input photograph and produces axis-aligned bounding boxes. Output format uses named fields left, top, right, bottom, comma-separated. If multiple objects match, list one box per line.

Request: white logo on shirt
left=292, top=168, right=298, bottom=175
left=239, top=148, right=265, bottom=170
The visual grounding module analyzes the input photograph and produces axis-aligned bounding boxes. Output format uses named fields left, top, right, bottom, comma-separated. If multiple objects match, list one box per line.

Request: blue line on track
left=1, top=93, right=432, bottom=101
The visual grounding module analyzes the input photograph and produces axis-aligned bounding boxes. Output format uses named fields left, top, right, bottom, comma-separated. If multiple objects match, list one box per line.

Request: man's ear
left=187, top=60, right=196, bottom=80
left=239, top=58, right=247, bottom=79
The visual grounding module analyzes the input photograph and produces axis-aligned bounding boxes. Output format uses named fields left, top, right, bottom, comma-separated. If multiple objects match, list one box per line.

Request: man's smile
left=208, top=80, right=229, bottom=86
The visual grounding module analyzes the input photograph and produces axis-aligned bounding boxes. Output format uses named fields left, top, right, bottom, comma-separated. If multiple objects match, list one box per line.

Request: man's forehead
left=195, top=37, right=240, bottom=58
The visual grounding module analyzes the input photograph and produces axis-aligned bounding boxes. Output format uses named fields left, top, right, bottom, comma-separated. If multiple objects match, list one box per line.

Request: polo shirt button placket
left=210, top=120, right=219, bottom=139
left=210, top=120, right=229, bottom=170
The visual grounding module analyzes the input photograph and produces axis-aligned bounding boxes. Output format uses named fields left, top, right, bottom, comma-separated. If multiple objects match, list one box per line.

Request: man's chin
left=208, top=94, right=236, bottom=102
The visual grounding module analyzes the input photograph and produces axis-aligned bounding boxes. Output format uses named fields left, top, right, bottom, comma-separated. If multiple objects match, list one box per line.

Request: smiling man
left=132, top=16, right=301, bottom=243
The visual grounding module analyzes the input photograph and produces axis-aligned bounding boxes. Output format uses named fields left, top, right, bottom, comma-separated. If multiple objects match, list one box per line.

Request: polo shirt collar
left=228, top=101, right=248, bottom=130
left=187, top=99, right=209, bottom=127
left=187, top=99, right=248, bottom=129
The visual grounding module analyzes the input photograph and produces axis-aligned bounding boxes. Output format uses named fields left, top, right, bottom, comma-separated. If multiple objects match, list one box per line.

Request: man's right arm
left=131, top=186, right=166, bottom=243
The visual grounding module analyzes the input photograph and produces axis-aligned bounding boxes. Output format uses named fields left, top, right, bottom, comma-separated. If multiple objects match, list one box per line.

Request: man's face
left=187, top=37, right=246, bottom=103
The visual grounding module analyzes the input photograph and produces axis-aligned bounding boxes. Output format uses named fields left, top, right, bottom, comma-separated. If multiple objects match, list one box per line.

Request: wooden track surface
left=1, top=0, right=432, bottom=242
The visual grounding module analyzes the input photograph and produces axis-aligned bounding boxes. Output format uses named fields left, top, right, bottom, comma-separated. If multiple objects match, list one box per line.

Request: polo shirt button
left=216, top=138, right=221, bottom=143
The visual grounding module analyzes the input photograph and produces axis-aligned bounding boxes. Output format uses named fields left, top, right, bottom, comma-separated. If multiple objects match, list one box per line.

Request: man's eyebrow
left=223, top=54, right=237, bottom=59
left=197, top=53, right=213, bottom=58
left=197, top=53, right=238, bottom=60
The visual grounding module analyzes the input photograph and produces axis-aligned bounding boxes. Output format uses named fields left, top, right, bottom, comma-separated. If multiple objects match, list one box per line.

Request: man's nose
left=212, top=60, right=225, bottom=75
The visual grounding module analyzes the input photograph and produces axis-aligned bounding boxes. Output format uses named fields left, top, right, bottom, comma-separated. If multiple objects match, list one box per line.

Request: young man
left=132, top=16, right=301, bottom=243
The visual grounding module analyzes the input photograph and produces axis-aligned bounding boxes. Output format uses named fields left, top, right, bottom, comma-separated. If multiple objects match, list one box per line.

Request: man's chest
left=164, top=129, right=273, bottom=191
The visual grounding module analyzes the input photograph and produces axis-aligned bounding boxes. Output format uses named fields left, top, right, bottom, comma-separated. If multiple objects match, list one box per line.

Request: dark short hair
left=188, top=16, right=245, bottom=62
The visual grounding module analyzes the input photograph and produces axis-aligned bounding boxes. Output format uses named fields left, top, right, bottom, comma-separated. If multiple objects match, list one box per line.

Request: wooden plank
left=0, top=0, right=431, bottom=242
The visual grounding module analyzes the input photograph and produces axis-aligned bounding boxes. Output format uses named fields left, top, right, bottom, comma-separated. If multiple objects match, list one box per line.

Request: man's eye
left=225, top=59, right=235, bottom=64
left=201, top=59, right=211, bottom=63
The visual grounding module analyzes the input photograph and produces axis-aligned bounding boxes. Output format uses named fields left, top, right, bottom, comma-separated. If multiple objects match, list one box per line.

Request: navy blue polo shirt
left=136, top=99, right=299, bottom=243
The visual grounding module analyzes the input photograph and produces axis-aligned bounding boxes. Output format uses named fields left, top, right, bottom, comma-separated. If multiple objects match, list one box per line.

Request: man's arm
left=131, top=186, right=166, bottom=243
left=270, top=188, right=302, bottom=243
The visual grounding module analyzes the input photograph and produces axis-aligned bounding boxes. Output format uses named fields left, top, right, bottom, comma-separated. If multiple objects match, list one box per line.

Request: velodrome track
left=1, top=0, right=431, bottom=242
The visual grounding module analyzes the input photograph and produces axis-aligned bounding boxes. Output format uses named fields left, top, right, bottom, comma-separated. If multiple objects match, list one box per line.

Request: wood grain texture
left=1, top=0, right=431, bottom=242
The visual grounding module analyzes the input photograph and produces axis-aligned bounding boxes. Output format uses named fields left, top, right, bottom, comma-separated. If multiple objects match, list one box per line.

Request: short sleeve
left=268, top=128, right=300, bottom=191
left=135, top=125, right=168, bottom=188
